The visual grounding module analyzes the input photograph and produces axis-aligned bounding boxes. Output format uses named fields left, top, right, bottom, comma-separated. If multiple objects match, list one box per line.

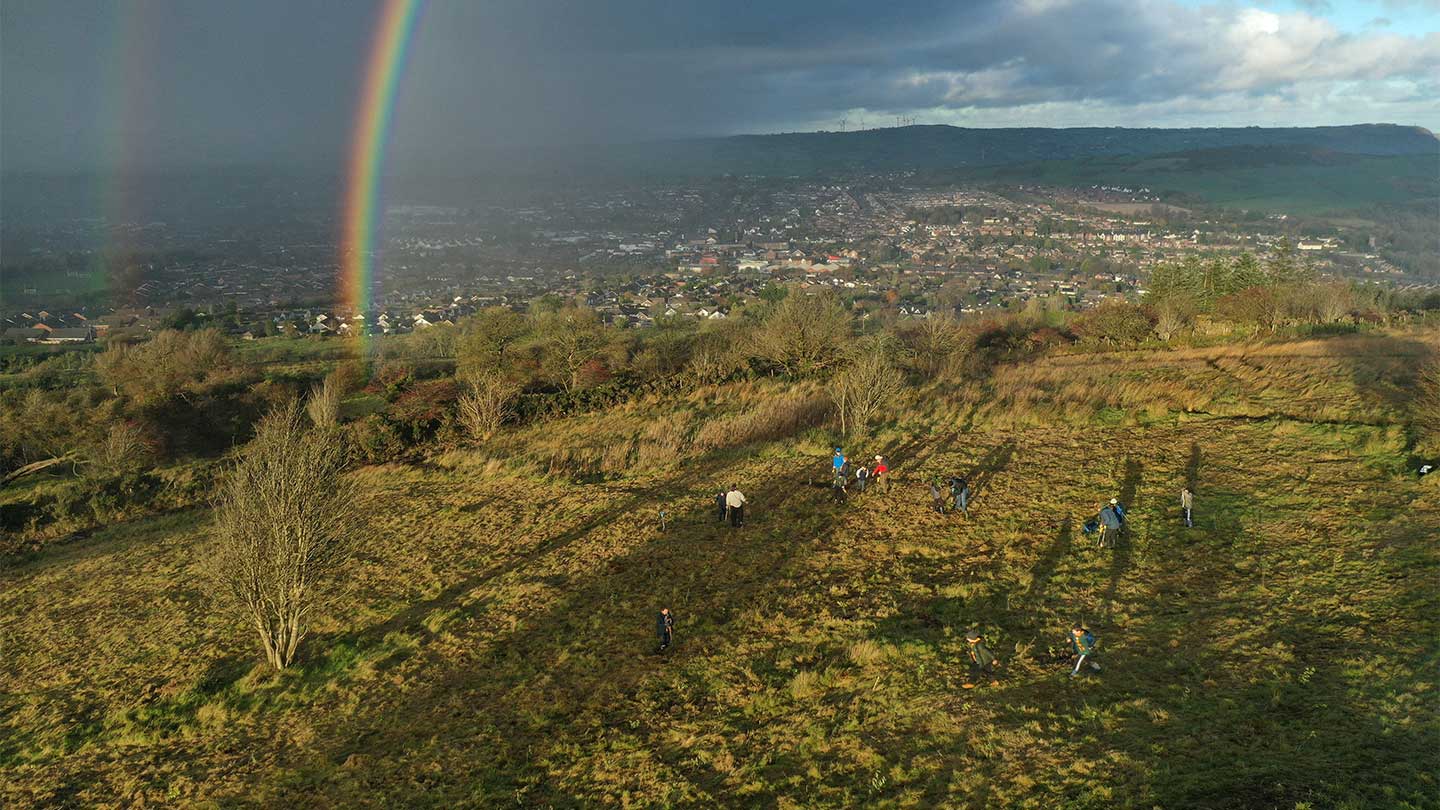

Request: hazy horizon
left=3, top=0, right=1438, bottom=175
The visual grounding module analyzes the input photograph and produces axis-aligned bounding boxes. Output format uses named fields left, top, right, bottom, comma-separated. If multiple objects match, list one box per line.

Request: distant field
left=1080, top=202, right=1193, bottom=216
left=2, top=333, right=1437, bottom=808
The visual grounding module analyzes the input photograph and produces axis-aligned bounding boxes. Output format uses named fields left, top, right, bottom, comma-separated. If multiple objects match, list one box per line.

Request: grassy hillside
left=2, top=333, right=1438, bottom=808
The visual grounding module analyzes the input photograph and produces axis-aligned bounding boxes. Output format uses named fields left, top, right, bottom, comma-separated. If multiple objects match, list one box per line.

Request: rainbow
left=340, top=0, right=424, bottom=329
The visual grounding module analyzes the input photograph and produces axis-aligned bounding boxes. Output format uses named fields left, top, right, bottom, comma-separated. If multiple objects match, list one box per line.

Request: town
left=1, top=173, right=1429, bottom=344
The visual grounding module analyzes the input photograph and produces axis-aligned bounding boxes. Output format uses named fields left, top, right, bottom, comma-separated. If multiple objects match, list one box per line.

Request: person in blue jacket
left=832, top=448, right=846, bottom=476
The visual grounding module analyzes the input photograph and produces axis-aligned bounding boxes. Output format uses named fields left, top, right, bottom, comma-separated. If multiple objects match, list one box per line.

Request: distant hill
left=583, top=124, right=1438, bottom=177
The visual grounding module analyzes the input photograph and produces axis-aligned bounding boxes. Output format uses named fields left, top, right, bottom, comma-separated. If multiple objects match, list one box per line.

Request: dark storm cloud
left=2, top=0, right=1436, bottom=173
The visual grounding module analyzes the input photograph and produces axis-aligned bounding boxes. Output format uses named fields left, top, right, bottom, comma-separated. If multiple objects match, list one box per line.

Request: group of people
left=929, top=476, right=971, bottom=516
left=959, top=624, right=1101, bottom=685
left=665, top=448, right=1168, bottom=686
left=658, top=612, right=1102, bottom=684
left=829, top=448, right=890, bottom=502
left=715, top=485, right=748, bottom=527
left=1084, top=486, right=1197, bottom=548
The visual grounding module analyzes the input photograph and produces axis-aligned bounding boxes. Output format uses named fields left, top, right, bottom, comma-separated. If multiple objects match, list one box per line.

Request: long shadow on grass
left=967, top=440, right=1016, bottom=500
left=1101, top=458, right=1142, bottom=623
left=255, top=456, right=840, bottom=805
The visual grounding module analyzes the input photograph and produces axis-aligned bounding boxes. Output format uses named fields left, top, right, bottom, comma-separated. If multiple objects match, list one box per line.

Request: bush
left=1070, top=302, right=1156, bottom=347
left=348, top=414, right=408, bottom=464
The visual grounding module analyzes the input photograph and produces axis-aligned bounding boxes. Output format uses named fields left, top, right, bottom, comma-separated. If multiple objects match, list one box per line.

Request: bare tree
left=1314, top=282, right=1354, bottom=325
left=457, top=368, right=519, bottom=439
left=901, top=312, right=969, bottom=377
left=89, top=421, right=152, bottom=475
left=749, top=290, right=851, bottom=377
left=833, top=340, right=904, bottom=437
left=213, top=401, right=357, bottom=670
left=305, top=372, right=342, bottom=429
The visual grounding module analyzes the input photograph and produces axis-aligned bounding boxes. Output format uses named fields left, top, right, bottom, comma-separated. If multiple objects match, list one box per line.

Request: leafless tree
left=212, top=401, right=358, bottom=670
left=901, top=312, right=969, bottom=377
left=833, top=340, right=904, bottom=437
left=89, top=421, right=152, bottom=474
left=305, top=372, right=342, bottom=429
left=457, top=368, right=519, bottom=439
left=749, top=290, right=851, bottom=377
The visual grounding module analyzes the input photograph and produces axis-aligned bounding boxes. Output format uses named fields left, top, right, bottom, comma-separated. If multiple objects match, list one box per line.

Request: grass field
left=2, top=334, right=1437, bottom=808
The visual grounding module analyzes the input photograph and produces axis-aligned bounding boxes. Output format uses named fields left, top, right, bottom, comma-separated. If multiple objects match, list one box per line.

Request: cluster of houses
left=2, top=310, right=100, bottom=344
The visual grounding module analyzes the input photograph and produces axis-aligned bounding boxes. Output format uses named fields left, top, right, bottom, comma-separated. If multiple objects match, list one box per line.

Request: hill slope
left=587, top=123, right=1438, bottom=177
left=2, top=333, right=1438, bottom=808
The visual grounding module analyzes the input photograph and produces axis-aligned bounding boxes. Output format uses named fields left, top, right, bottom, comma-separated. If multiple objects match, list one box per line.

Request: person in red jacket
left=872, top=456, right=890, bottom=493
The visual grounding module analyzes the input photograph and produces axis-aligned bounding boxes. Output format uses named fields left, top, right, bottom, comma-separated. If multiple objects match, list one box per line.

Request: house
left=38, top=327, right=95, bottom=344
left=3, top=327, right=45, bottom=343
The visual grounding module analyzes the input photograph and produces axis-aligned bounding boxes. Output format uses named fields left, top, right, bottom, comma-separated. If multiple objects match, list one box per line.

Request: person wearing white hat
left=872, top=455, right=889, bottom=494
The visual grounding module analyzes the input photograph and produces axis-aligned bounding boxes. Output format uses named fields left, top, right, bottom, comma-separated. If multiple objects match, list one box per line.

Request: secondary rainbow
left=341, top=0, right=424, bottom=326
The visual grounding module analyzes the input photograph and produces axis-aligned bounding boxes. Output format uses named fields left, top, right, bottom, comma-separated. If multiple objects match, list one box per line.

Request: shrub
left=212, top=402, right=358, bottom=670
left=456, top=369, right=519, bottom=440
left=1070, top=301, right=1156, bottom=347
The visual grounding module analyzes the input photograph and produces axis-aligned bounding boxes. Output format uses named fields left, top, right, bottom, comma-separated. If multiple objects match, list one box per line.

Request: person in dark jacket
left=656, top=607, right=674, bottom=653
left=1069, top=625, right=1100, bottom=676
left=949, top=476, right=970, bottom=516
left=963, top=628, right=998, bottom=687
left=855, top=465, right=869, bottom=493
left=715, top=491, right=727, bottom=523
left=831, top=469, right=849, bottom=503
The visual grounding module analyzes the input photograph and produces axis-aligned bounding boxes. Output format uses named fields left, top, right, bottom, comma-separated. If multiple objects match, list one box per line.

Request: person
left=949, top=476, right=970, bottom=516
left=1180, top=487, right=1193, bottom=528
left=715, top=490, right=728, bottom=524
left=855, top=464, right=869, bottom=493
left=726, top=484, right=747, bottom=527
left=1111, top=497, right=1128, bottom=524
left=1069, top=625, right=1101, bottom=677
left=832, top=448, right=846, bottom=477
left=872, top=455, right=889, bottom=493
left=963, top=628, right=998, bottom=688
left=929, top=480, right=946, bottom=514
left=656, top=607, right=674, bottom=653
left=1097, top=502, right=1122, bottom=549
left=831, top=469, right=849, bottom=503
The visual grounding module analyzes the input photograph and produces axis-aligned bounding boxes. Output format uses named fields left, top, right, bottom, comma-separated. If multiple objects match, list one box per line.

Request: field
left=2, top=333, right=1438, bottom=808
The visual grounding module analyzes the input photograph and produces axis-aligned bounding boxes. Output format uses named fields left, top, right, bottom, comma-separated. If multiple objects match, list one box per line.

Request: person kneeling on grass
left=656, top=607, right=674, bottom=653
left=963, top=628, right=998, bottom=688
left=930, top=479, right=947, bottom=514
left=1069, top=625, right=1101, bottom=677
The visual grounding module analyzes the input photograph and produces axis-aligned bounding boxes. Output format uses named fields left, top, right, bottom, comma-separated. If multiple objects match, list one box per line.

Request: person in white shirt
left=725, top=485, right=747, bottom=527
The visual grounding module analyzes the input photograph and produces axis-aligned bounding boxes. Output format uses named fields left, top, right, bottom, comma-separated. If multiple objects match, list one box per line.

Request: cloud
left=2, top=0, right=1437, bottom=172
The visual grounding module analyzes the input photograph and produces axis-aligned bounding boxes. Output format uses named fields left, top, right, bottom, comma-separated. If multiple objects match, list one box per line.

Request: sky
left=1, top=0, right=1436, bottom=173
